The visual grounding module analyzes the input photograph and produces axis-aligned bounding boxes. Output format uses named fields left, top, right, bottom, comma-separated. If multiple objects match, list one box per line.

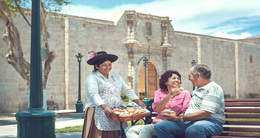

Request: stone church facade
left=0, top=10, right=259, bottom=113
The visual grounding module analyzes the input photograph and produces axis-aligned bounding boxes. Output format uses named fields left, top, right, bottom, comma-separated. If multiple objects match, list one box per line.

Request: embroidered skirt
left=81, top=107, right=123, bottom=138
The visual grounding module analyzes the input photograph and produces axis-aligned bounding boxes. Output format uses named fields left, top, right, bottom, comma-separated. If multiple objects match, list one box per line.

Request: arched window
left=146, top=22, right=152, bottom=36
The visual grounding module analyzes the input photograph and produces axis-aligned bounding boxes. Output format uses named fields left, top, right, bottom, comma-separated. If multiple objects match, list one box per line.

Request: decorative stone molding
left=161, top=18, right=173, bottom=47
left=162, top=33, right=171, bottom=46
left=146, top=35, right=152, bottom=42
left=125, top=40, right=174, bottom=52
left=126, top=11, right=138, bottom=43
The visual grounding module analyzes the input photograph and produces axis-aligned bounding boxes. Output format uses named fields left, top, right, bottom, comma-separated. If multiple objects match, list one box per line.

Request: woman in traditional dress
left=81, top=51, right=145, bottom=138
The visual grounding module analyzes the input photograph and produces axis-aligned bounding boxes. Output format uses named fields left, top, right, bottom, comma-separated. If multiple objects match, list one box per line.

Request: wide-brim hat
left=87, top=51, right=118, bottom=65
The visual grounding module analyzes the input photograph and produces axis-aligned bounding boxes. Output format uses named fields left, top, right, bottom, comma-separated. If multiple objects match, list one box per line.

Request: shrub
left=120, top=92, right=129, bottom=104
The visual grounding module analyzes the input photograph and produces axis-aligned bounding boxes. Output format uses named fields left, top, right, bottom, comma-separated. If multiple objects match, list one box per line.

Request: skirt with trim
left=81, top=107, right=122, bottom=138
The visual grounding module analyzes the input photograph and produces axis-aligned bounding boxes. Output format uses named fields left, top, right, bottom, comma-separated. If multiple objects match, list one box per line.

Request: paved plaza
left=0, top=110, right=83, bottom=138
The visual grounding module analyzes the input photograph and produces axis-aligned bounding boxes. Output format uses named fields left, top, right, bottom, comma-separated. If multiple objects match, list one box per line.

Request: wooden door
left=147, top=62, right=157, bottom=100
left=139, top=62, right=157, bottom=100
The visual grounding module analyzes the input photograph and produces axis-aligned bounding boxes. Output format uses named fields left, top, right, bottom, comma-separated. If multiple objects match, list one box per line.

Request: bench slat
left=225, top=102, right=260, bottom=107
left=211, top=136, right=252, bottom=138
left=225, top=99, right=260, bottom=102
left=220, top=133, right=260, bottom=137
left=225, top=114, right=260, bottom=118
left=225, top=121, right=260, bottom=125
left=224, top=127, right=260, bottom=132
left=225, top=108, right=260, bottom=113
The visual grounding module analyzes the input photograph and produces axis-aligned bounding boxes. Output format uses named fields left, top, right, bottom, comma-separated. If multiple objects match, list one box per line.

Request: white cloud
left=61, top=5, right=112, bottom=20
left=60, top=0, right=260, bottom=37
left=211, top=32, right=252, bottom=39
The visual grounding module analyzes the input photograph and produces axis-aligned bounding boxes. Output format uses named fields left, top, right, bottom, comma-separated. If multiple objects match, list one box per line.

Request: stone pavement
left=0, top=110, right=84, bottom=138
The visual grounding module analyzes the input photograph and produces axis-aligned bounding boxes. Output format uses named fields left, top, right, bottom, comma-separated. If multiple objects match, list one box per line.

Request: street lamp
left=143, top=57, right=149, bottom=107
left=138, top=56, right=149, bottom=108
left=76, top=53, right=83, bottom=113
left=191, top=60, right=196, bottom=90
left=16, top=0, right=56, bottom=137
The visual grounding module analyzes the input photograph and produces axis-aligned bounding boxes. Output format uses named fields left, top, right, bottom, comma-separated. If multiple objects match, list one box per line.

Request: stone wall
left=200, top=37, right=236, bottom=97
left=237, top=42, right=260, bottom=98
left=0, top=10, right=259, bottom=113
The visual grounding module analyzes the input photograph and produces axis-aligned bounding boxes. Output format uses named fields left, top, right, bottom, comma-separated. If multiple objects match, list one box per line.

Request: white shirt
left=84, top=71, right=139, bottom=109
left=184, top=81, right=225, bottom=124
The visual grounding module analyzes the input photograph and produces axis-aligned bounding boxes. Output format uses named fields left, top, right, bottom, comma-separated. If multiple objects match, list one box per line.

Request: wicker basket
left=111, top=112, right=150, bottom=122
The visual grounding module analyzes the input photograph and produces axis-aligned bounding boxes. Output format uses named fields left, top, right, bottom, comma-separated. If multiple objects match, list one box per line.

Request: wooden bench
left=146, top=98, right=260, bottom=138
left=47, top=100, right=59, bottom=110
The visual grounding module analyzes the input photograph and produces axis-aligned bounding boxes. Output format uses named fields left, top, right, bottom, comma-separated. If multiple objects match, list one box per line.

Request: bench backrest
left=222, top=98, right=260, bottom=137
left=47, top=100, right=54, bottom=105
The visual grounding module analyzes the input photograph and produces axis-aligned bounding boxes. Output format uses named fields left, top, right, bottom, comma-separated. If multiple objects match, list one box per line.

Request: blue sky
left=60, top=0, right=260, bottom=39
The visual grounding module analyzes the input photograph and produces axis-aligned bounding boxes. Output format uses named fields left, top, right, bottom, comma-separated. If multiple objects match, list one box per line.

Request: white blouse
left=84, top=71, right=139, bottom=109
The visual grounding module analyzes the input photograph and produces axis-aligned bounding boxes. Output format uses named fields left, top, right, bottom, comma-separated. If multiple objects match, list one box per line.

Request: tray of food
left=111, top=104, right=150, bottom=122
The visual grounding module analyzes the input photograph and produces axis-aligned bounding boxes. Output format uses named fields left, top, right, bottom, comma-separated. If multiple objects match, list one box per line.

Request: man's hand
left=162, top=110, right=212, bottom=122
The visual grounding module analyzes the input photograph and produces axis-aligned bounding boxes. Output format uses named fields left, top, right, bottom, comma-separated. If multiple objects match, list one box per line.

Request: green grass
left=226, top=118, right=260, bottom=121
left=55, top=125, right=83, bottom=133
left=55, top=120, right=145, bottom=133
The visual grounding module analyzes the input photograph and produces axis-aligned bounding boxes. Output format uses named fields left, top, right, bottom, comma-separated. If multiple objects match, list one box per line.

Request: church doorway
left=139, top=62, right=157, bottom=100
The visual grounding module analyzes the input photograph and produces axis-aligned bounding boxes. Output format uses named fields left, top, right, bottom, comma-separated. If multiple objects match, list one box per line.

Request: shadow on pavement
left=0, top=119, right=17, bottom=126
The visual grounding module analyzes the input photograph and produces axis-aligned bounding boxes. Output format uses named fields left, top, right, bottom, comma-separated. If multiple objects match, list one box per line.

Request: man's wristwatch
left=180, top=116, right=184, bottom=122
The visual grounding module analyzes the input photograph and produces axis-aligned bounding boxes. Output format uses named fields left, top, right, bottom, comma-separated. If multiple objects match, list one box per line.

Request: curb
left=0, top=109, right=79, bottom=118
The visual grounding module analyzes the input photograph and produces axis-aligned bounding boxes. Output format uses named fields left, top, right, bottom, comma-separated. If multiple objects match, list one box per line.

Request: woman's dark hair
left=93, top=58, right=111, bottom=72
left=159, top=70, right=181, bottom=91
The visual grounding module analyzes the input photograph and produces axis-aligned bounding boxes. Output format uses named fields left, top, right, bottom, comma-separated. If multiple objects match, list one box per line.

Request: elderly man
left=154, top=64, right=225, bottom=138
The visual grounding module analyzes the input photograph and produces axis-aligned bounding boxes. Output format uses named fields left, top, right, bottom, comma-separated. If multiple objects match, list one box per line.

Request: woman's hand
left=162, top=114, right=180, bottom=122
left=177, top=113, right=184, bottom=117
left=168, top=88, right=182, bottom=97
left=153, top=118, right=164, bottom=123
left=100, top=104, right=114, bottom=119
left=133, top=99, right=146, bottom=108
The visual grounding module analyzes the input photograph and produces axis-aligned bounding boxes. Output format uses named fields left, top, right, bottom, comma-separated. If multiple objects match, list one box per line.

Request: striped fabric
left=184, top=81, right=225, bottom=124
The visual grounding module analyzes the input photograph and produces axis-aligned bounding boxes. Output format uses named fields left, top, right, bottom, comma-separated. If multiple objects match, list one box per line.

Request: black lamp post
left=15, top=0, right=56, bottom=137
left=76, top=53, right=83, bottom=113
left=138, top=56, right=149, bottom=108
left=191, top=60, right=196, bottom=90
left=143, top=57, right=149, bottom=107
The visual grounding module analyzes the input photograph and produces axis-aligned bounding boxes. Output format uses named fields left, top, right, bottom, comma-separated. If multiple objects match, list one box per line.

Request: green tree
left=0, top=0, right=71, bottom=109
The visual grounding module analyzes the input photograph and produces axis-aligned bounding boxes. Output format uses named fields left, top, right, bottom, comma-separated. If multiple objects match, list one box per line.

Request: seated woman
left=125, top=70, right=191, bottom=138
